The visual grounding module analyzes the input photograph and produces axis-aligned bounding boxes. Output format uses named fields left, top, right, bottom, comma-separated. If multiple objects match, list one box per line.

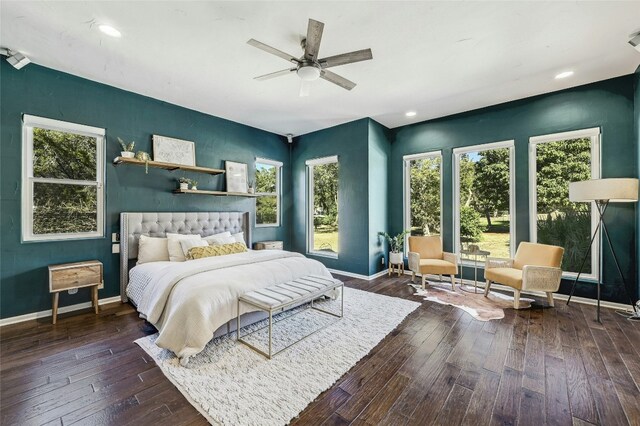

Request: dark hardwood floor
left=1, top=274, right=639, bottom=425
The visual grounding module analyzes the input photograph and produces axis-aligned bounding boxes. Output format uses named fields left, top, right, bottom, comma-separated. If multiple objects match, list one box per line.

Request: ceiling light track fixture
left=0, top=47, right=31, bottom=69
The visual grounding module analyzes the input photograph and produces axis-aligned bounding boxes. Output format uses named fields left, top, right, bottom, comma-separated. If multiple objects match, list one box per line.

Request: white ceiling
left=2, top=1, right=639, bottom=136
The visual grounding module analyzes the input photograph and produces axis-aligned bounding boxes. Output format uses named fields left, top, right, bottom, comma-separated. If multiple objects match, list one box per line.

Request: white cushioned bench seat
left=237, top=274, right=344, bottom=358
left=240, top=275, right=341, bottom=308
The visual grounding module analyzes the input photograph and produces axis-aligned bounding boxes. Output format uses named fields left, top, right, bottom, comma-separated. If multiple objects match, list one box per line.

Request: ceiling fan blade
left=319, top=49, right=373, bottom=68
left=304, top=19, right=324, bottom=60
left=254, top=68, right=296, bottom=81
left=320, top=70, right=356, bottom=90
left=247, top=39, right=300, bottom=64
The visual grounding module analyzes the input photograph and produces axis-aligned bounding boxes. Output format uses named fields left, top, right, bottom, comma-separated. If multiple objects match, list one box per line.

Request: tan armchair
left=484, top=242, right=564, bottom=309
left=408, top=236, right=459, bottom=290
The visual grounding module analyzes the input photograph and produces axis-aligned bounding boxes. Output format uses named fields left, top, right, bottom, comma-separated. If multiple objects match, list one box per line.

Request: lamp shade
left=569, top=178, right=639, bottom=203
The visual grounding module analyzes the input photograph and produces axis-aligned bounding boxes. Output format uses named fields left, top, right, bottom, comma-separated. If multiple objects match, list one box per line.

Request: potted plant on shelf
left=378, top=230, right=410, bottom=265
left=247, top=180, right=255, bottom=194
left=117, top=138, right=135, bottom=158
left=190, top=179, right=198, bottom=191
left=178, top=177, right=190, bottom=191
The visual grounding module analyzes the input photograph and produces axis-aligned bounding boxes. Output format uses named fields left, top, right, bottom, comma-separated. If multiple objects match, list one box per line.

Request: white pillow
left=137, top=235, right=169, bottom=264
left=180, top=239, right=208, bottom=258
left=232, top=232, right=245, bottom=244
left=204, top=232, right=235, bottom=245
left=166, top=233, right=202, bottom=262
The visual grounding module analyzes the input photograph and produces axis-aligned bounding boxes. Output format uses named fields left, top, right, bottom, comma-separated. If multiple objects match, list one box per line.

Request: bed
left=119, top=212, right=334, bottom=363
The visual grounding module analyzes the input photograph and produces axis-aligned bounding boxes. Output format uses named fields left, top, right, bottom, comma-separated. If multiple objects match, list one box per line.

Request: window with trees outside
left=529, top=128, right=600, bottom=279
left=255, top=158, right=282, bottom=227
left=306, top=155, right=338, bottom=257
left=453, top=140, right=515, bottom=261
left=22, top=115, right=105, bottom=242
left=404, top=151, right=442, bottom=244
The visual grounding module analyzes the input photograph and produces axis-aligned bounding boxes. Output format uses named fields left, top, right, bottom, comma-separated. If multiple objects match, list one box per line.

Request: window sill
left=22, top=233, right=105, bottom=243
left=255, top=223, right=280, bottom=228
left=307, top=251, right=339, bottom=259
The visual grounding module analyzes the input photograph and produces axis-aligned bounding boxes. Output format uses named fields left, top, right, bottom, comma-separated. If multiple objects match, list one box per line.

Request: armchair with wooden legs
left=484, top=242, right=564, bottom=309
left=408, top=236, right=459, bottom=290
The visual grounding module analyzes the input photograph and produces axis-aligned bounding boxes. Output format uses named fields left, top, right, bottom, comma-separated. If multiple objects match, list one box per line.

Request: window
left=529, top=128, right=600, bottom=280
left=306, top=155, right=339, bottom=257
left=453, top=140, right=515, bottom=261
left=22, top=115, right=105, bottom=242
left=255, top=158, right=282, bottom=227
left=404, top=151, right=442, bottom=242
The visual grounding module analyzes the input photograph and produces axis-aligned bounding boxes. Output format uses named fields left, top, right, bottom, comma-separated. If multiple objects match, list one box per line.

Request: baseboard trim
left=405, top=271, right=633, bottom=312
left=0, top=296, right=122, bottom=327
left=328, top=268, right=388, bottom=281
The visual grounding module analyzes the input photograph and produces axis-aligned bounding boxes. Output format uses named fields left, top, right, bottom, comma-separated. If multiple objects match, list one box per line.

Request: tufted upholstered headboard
left=119, top=211, right=251, bottom=302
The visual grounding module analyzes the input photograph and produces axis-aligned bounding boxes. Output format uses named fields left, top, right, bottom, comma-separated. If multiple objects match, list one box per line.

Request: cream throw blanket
left=135, top=250, right=332, bottom=361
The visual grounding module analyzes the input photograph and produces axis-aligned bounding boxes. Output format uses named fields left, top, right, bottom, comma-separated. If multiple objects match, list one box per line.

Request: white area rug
left=135, top=287, right=420, bottom=426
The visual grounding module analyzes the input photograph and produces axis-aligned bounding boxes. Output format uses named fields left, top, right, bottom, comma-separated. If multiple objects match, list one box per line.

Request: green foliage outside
left=313, top=162, right=339, bottom=253
left=535, top=138, right=592, bottom=273
left=409, top=157, right=441, bottom=236
left=32, top=128, right=97, bottom=235
left=256, top=164, right=278, bottom=225
left=459, top=206, right=484, bottom=243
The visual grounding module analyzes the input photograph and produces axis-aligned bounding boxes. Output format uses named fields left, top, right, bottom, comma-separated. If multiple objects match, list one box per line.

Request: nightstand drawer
left=49, top=262, right=102, bottom=292
left=253, top=241, right=283, bottom=250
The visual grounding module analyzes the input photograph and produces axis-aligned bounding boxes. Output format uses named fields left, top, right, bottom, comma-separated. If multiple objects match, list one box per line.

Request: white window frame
left=453, top=140, right=516, bottom=264
left=306, top=155, right=339, bottom=258
left=255, top=157, right=282, bottom=228
left=403, top=151, right=443, bottom=255
left=21, top=115, right=105, bottom=242
left=529, top=127, right=601, bottom=281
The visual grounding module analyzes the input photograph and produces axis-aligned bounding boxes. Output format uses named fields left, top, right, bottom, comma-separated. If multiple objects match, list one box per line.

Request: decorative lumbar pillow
left=166, top=233, right=202, bottom=262
left=187, top=242, right=248, bottom=260
left=232, top=232, right=245, bottom=244
left=179, top=239, right=208, bottom=257
left=137, top=235, right=169, bottom=264
left=205, top=232, right=236, bottom=245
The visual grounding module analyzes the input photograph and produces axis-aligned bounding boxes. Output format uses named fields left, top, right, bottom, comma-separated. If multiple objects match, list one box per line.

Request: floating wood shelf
left=173, top=189, right=260, bottom=198
left=113, top=156, right=225, bottom=175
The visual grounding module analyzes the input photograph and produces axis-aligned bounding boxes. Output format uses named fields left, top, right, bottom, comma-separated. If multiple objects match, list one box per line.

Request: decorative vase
left=389, top=251, right=403, bottom=265
left=121, top=151, right=135, bottom=158
left=179, top=183, right=189, bottom=190
left=248, top=187, right=255, bottom=194
left=191, top=186, right=197, bottom=191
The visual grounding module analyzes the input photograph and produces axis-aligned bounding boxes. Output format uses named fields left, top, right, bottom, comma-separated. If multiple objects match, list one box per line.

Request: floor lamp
left=566, top=178, right=639, bottom=322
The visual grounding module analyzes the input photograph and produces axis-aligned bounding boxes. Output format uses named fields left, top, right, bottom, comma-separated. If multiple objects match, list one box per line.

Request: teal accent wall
left=368, top=119, right=391, bottom=275
left=389, top=75, right=638, bottom=303
left=291, top=119, right=371, bottom=275
left=0, top=61, right=291, bottom=319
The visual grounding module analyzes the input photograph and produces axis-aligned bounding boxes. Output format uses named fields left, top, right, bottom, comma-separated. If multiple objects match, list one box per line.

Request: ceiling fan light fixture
left=297, top=65, right=320, bottom=81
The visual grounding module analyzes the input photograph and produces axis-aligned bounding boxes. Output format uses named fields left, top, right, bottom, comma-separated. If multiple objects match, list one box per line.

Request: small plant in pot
left=247, top=180, right=255, bottom=194
left=190, top=179, right=198, bottom=191
left=378, top=230, right=410, bottom=265
left=178, top=177, right=190, bottom=191
left=117, top=138, right=135, bottom=158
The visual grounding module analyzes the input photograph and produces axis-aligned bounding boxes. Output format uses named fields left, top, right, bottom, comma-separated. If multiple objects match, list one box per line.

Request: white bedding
left=127, top=250, right=332, bottom=360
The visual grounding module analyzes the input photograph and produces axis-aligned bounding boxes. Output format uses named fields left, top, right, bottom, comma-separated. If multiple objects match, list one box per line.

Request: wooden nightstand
left=253, top=241, right=284, bottom=250
left=48, top=260, right=103, bottom=324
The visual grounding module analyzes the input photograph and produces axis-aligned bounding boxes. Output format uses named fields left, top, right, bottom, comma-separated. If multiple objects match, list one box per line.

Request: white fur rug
left=135, top=287, right=420, bottom=425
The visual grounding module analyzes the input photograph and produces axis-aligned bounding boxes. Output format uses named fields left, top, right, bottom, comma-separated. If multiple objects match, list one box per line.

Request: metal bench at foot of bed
left=236, top=275, right=344, bottom=359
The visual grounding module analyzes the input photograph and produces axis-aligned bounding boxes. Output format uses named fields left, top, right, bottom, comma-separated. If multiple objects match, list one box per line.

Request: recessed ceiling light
left=555, top=71, right=574, bottom=79
left=405, top=111, right=417, bottom=117
left=99, top=24, right=121, bottom=38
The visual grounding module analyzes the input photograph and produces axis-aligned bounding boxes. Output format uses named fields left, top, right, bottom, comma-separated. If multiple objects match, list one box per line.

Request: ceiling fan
left=247, top=18, right=373, bottom=96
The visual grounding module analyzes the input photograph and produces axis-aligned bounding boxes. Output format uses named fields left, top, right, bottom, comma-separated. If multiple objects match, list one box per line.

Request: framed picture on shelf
left=152, top=135, right=196, bottom=166
left=225, top=161, right=248, bottom=193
